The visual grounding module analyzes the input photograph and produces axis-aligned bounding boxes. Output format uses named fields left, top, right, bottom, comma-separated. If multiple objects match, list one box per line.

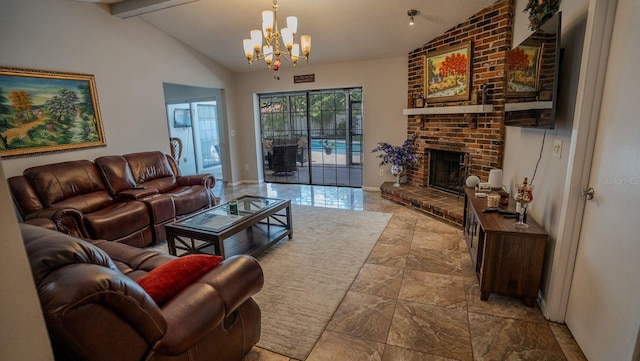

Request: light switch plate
left=553, top=139, right=562, bottom=159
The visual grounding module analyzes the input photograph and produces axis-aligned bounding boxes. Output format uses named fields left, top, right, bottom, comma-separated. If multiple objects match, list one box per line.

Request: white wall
left=0, top=160, right=53, bottom=360
left=0, top=0, right=237, bottom=178
left=235, top=57, right=408, bottom=189
left=504, top=0, right=589, bottom=305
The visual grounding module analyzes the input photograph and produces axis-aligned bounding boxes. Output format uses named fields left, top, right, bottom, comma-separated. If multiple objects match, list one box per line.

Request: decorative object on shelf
left=390, top=164, right=405, bottom=187
left=466, top=175, right=480, bottom=188
left=424, top=42, right=472, bottom=103
left=480, top=84, right=488, bottom=104
left=488, top=168, right=503, bottom=189
left=414, top=93, right=425, bottom=108
left=371, top=133, right=421, bottom=187
left=524, top=0, right=560, bottom=31
left=470, top=89, right=478, bottom=105
left=0, top=66, right=106, bottom=158
left=407, top=9, right=418, bottom=26
left=514, top=177, right=534, bottom=228
left=242, top=0, right=311, bottom=80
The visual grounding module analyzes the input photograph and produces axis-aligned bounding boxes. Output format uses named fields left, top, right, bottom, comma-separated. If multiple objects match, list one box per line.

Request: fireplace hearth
left=429, top=150, right=468, bottom=195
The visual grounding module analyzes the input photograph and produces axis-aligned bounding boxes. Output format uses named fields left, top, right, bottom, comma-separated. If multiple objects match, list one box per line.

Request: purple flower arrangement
left=371, top=134, right=421, bottom=168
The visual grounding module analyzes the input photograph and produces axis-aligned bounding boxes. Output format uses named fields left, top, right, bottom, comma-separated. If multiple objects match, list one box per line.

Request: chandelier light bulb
left=243, top=0, right=311, bottom=79
left=262, top=10, right=274, bottom=32
left=286, top=16, right=298, bottom=35
left=281, top=28, right=293, bottom=49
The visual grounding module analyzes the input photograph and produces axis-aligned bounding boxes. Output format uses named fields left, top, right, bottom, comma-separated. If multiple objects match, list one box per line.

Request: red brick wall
left=406, top=0, right=514, bottom=187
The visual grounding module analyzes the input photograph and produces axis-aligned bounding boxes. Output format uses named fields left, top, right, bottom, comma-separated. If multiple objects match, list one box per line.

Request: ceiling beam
left=110, top=0, right=199, bottom=18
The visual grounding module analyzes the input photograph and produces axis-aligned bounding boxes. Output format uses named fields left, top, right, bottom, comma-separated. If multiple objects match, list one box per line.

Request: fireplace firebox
left=429, top=150, right=467, bottom=195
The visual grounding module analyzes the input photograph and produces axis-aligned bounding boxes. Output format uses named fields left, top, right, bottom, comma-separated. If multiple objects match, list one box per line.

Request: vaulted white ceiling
left=77, top=0, right=498, bottom=73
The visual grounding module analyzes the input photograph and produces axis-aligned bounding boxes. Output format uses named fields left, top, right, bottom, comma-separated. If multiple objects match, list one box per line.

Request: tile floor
left=212, top=182, right=587, bottom=361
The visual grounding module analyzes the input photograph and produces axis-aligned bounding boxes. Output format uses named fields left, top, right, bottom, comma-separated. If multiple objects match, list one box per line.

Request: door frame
left=541, top=0, right=618, bottom=322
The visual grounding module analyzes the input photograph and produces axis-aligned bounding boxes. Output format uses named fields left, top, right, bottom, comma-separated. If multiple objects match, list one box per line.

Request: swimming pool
left=309, top=140, right=361, bottom=155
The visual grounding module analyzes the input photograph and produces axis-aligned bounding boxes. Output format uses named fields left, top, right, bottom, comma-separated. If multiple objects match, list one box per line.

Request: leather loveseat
left=20, top=223, right=263, bottom=361
left=8, top=151, right=215, bottom=247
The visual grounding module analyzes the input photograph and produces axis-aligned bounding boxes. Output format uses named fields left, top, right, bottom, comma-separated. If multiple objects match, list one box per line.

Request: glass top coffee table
left=165, top=196, right=292, bottom=259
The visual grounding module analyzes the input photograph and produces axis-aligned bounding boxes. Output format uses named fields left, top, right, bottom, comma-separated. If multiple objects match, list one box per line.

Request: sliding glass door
left=259, top=88, right=362, bottom=187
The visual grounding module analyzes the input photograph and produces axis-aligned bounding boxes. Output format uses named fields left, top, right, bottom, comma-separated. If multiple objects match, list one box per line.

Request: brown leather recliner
left=20, top=224, right=263, bottom=361
left=95, top=151, right=214, bottom=242
left=9, top=160, right=154, bottom=247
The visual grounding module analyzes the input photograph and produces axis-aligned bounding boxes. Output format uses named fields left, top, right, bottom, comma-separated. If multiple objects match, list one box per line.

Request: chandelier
left=242, top=0, right=311, bottom=79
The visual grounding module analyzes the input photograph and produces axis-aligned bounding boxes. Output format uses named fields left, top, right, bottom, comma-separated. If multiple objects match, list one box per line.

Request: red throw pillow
left=136, top=254, right=222, bottom=306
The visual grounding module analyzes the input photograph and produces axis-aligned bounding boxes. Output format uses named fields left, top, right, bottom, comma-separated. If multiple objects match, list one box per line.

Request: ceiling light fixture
left=243, top=0, right=311, bottom=80
left=408, top=9, right=418, bottom=26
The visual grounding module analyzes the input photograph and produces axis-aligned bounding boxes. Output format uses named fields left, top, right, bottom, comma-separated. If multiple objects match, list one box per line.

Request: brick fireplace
left=405, top=0, right=513, bottom=187
left=381, top=0, right=514, bottom=225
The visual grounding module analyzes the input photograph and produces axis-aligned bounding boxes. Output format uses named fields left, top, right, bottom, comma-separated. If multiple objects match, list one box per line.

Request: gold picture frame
left=506, top=43, right=543, bottom=98
left=0, top=67, right=106, bottom=158
left=424, top=42, right=472, bottom=103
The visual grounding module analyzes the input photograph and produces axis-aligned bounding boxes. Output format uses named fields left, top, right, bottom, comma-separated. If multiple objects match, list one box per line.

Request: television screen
left=174, top=109, right=191, bottom=128
left=505, top=11, right=561, bottom=129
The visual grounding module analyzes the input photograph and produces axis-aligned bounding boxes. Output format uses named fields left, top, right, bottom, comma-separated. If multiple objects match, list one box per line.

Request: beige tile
left=415, top=216, right=463, bottom=234
left=377, top=228, right=413, bottom=247
left=366, top=243, right=409, bottom=268
left=406, top=247, right=463, bottom=276
left=386, top=214, right=418, bottom=230
left=398, top=270, right=472, bottom=310
left=550, top=324, right=588, bottom=361
left=306, top=330, right=385, bottom=361
left=326, top=291, right=396, bottom=343
left=381, top=345, right=458, bottom=361
left=387, top=300, right=473, bottom=361
left=465, top=284, right=547, bottom=323
left=468, top=312, right=566, bottom=360
left=411, top=229, right=461, bottom=251
left=350, top=263, right=404, bottom=298
left=242, top=347, right=291, bottom=361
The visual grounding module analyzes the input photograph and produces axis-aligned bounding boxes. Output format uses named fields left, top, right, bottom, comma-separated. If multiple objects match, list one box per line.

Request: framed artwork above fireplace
left=424, top=42, right=472, bottom=103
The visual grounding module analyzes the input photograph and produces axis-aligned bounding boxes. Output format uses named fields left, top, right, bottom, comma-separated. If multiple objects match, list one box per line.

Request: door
left=565, top=0, right=640, bottom=359
left=259, top=88, right=363, bottom=187
left=166, top=101, right=224, bottom=181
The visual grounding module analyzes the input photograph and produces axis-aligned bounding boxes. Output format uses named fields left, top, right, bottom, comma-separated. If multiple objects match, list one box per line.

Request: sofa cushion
left=164, top=185, right=210, bottom=216
left=124, top=152, right=177, bottom=193
left=136, top=254, right=222, bottom=305
left=24, top=160, right=110, bottom=209
left=83, top=201, right=150, bottom=241
left=94, top=155, right=138, bottom=195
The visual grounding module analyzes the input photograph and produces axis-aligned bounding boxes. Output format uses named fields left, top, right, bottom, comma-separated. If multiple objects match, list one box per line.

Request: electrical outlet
left=553, top=139, right=562, bottom=159
left=379, top=169, right=384, bottom=176
left=244, top=164, right=249, bottom=171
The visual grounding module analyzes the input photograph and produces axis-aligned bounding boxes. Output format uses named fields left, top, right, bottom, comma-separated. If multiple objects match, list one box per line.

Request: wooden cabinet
left=463, top=187, right=547, bottom=307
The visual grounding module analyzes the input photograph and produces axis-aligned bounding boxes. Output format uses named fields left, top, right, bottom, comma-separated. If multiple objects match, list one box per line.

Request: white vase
left=390, top=165, right=405, bottom=187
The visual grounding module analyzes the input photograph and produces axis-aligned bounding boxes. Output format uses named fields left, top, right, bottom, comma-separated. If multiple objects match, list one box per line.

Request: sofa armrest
left=177, top=173, right=215, bottom=189
left=115, top=187, right=159, bottom=200
left=153, top=255, right=263, bottom=355
left=25, top=207, right=88, bottom=238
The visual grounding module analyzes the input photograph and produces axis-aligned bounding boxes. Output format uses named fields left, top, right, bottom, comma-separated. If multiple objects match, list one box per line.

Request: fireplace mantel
left=403, top=104, right=494, bottom=115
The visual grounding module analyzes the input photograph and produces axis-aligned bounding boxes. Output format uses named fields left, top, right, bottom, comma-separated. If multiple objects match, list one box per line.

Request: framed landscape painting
left=506, top=44, right=542, bottom=97
left=424, top=42, right=472, bottom=103
left=0, top=67, right=106, bottom=158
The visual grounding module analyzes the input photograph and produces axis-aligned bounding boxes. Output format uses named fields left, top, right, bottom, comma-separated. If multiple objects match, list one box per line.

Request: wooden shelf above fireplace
left=403, top=104, right=495, bottom=115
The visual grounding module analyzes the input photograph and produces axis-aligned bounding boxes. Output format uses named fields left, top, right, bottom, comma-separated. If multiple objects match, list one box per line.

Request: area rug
left=253, top=205, right=392, bottom=360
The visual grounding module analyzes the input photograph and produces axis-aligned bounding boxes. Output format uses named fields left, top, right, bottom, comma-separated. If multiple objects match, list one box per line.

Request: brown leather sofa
left=8, top=151, right=215, bottom=247
left=21, top=223, right=263, bottom=361
left=95, top=151, right=215, bottom=242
